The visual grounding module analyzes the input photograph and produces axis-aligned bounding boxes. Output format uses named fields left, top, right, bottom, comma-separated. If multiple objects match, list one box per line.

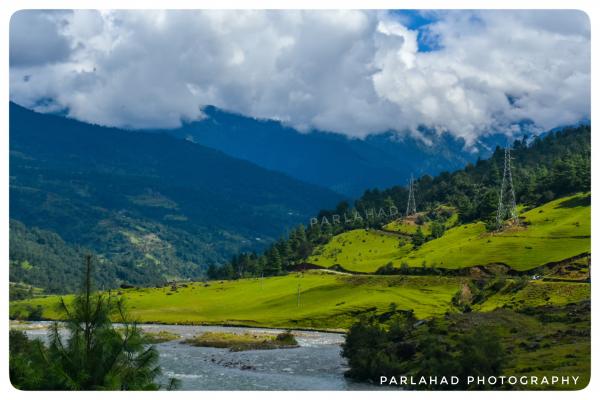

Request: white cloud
left=9, top=10, right=590, bottom=143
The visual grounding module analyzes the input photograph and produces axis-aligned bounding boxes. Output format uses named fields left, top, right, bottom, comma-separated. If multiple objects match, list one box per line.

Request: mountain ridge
left=163, top=106, right=508, bottom=197
left=9, top=102, right=343, bottom=290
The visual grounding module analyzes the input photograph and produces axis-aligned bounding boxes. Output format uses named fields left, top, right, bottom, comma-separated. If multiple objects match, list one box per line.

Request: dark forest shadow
left=557, top=194, right=591, bottom=208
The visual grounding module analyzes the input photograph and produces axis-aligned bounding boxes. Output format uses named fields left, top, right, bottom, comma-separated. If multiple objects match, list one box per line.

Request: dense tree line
left=207, top=224, right=321, bottom=279
left=325, top=125, right=590, bottom=227
left=209, top=125, right=590, bottom=280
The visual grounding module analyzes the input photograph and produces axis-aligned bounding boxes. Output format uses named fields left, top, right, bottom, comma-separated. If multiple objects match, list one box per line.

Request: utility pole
left=496, top=146, right=519, bottom=229
left=406, top=174, right=417, bottom=217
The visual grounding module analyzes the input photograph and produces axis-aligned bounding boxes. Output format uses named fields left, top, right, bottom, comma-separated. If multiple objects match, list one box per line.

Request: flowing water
left=17, top=322, right=376, bottom=390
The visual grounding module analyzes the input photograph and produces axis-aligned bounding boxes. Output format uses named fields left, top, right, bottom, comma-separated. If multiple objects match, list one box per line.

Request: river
left=16, top=322, right=376, bottom=390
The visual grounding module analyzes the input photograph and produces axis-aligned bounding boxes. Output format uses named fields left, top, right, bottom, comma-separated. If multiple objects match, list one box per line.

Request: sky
left=9, top=10, right=591, bottom=144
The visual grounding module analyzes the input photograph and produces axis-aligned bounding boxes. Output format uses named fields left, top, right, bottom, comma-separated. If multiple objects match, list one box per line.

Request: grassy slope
left=10, top=271, right=589, bottom=330
left=476, top=281, right=591, bottom=312
left=307, top=229, right=411, bottom=272
left=309, top=193, right=590, bottom=272
left=402, top=193, right=590, bottom=270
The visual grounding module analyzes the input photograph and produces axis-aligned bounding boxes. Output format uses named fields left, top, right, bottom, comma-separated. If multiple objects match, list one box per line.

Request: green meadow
left=10, top=270, right=589, bottom=330
left=307, top=229, right=412, bottom=272
left=11, top=272, right=463, bottom=329
left=308, top=193, right=590, bottom=273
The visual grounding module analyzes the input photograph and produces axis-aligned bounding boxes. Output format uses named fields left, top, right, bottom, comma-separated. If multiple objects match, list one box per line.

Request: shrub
left=275, top=330, right=298, bottom=346
left=26, top=305, right=44, bottom=321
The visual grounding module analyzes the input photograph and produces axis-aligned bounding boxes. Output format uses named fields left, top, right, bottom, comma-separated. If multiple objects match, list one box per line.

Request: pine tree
left=412, top=227, right=425, bottom=247
left=16, top=255, right=180, bottom=390
left=265, top=248, right=282, bottom=276
left=277, top=239, right=293, bottom=268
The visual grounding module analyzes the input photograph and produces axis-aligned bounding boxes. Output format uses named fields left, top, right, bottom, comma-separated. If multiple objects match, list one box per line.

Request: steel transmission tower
left=406, top=175, right=417, bottom=217
left=496, top=146, right=518, bottom=229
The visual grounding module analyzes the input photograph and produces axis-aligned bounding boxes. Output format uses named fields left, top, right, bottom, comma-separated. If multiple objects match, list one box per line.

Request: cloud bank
left=9, top=10, right=590, bottom=143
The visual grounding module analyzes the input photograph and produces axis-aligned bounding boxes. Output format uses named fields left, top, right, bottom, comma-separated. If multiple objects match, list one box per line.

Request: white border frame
left=0, top=1, right=597, bottom=399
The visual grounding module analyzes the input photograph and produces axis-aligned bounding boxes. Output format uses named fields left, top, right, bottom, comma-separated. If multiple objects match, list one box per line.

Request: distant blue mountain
left=165, top=106, right=505, bottom=197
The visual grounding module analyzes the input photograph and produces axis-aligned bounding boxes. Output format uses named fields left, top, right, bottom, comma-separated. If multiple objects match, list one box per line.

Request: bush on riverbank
left=183, top=330, right=299, bottom=352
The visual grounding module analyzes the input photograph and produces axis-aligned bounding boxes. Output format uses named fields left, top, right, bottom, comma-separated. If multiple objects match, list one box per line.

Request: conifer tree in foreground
left=10, top=255, right=179, bottom=390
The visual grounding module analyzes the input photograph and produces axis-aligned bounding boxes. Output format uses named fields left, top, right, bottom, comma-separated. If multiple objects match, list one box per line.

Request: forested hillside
left=9, top=103, right=342, bottom=292
left=9, top=220, right=164, bottom=294
left=335, top=125, right=591, bottom=225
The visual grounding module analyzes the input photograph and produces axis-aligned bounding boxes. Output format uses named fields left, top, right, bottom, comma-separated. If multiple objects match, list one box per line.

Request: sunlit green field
left=10, top=272, right=465, bottom=329
left=400, top=193, right=590, bottom=271
left=308, top=193, right=590, bottom=272
left=307, top=229, right=411, bottom=272
left=10, top=270, right=590, bottom=331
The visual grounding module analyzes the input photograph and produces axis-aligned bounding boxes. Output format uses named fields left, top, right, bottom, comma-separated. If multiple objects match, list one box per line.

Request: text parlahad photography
left=2, top=3, right=595, bottom=397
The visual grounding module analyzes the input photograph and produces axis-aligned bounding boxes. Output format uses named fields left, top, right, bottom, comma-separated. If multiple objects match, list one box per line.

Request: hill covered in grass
left=307, top=193, right=590, bottom=272
left=307, top=229, right=412, bottom=273
left=398, top=193, right=590, bottom=270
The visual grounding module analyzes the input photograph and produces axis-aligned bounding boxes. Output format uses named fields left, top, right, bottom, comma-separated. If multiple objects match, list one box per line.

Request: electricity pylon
left=496, top=146, right=518, bottom=229
left=406, top=174, right=417, bottom=217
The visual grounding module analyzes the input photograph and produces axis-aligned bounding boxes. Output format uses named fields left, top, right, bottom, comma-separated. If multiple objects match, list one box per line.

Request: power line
left=406, top=174, right=417, bottom=217
left=496, top=146, right=518, bottom=229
